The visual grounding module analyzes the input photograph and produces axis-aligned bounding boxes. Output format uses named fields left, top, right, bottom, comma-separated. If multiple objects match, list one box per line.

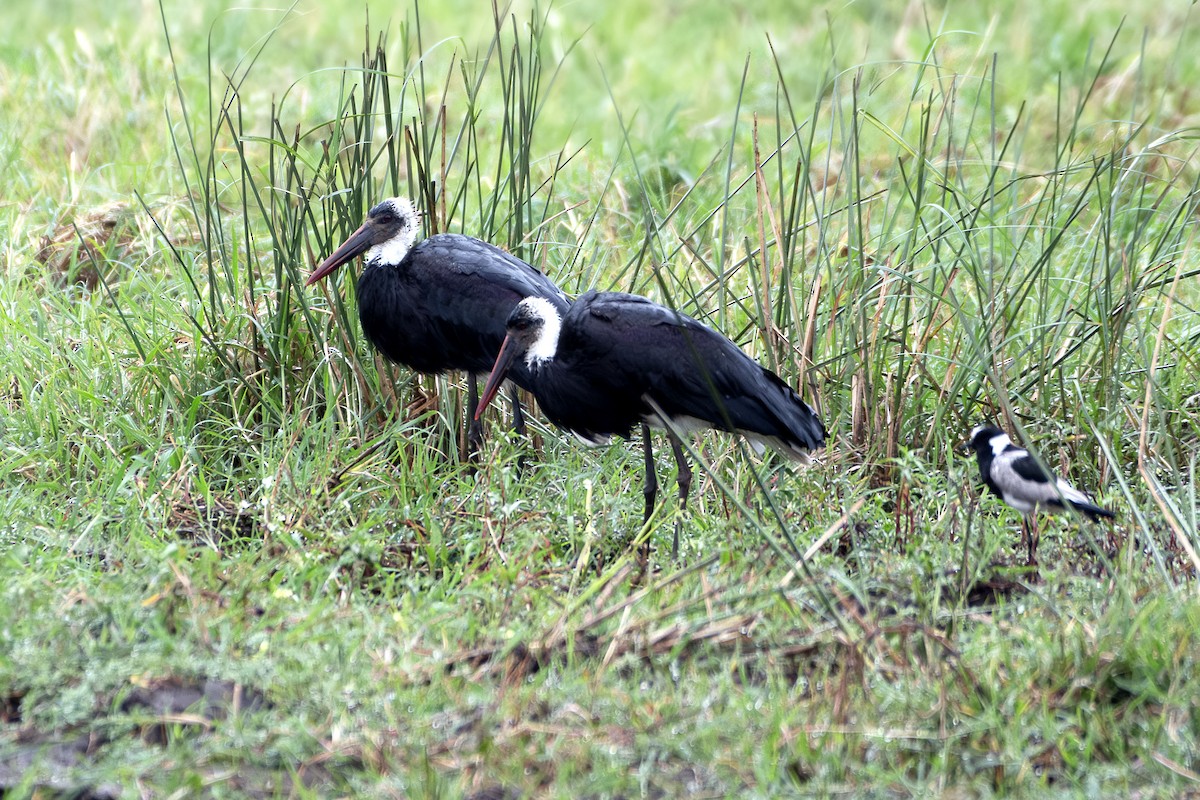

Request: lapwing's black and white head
left=306, top=197, right=422, bottom=285
left=475, top=296, right=564, bottom=416
left=967, top=424, right=1009, bottom=465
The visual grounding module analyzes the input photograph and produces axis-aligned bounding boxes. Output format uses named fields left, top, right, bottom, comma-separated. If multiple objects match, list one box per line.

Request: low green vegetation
left=2, top=0, right=1199, bottom=796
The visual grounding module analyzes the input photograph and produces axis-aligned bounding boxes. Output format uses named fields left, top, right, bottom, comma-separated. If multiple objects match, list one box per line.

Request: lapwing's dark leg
left=638, top=423, right=658, bottom=570
left=1020, top=516, right=1040, bottom=566
left=509, top=386, right=527, bottom=437
left=667, top=432, right=692, bottom=561
left=1028, top=515, right=1040, bottom=566
left=466, top=374, right=484, bottom=460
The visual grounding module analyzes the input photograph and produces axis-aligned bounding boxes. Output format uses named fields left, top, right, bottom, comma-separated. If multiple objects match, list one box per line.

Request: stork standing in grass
left=306, top=197, right=570, bottom=456
left=475, top=291, right=828, bottom=560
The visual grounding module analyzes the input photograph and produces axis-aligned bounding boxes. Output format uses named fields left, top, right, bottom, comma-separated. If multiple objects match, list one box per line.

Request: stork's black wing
left=550, top=291, right=825, bottom=457
left=357, top=234, right=569, bottom=379
left=417, top=235, right=569, bottom=308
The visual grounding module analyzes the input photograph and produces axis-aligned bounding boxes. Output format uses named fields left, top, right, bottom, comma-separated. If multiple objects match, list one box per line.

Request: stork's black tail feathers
left=733, top=368, right=827, bottom=460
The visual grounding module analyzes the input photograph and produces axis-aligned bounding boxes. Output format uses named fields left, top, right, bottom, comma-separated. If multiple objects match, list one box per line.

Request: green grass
left=3, top=0, right=1200, bottom=796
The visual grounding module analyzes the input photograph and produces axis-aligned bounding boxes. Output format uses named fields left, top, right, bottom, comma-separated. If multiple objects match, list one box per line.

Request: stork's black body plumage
left=521, top=292, right=826, bottom=454
left=476, top=291, right=827, bottom=557
left=355, top=233, right=569, bottom=381
left=307, top=198, right=569, bottom=453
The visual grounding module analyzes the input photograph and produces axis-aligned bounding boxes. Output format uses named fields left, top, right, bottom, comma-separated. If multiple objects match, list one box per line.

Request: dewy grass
left=3, top=0, right=1200, bottom=795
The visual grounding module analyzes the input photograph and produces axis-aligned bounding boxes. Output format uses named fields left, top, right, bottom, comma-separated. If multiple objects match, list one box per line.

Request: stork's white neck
left=521, top=296, right=563, bottom=369
left=366, top=227, right=417, bottom=267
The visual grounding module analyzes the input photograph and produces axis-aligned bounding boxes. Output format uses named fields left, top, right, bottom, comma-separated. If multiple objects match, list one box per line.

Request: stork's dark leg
left=667, top=433, right=692, bottom=562
left=510, top=386, right=528, bottom=476
left=641, top=423, right=658, bottom=524
left=466, top=375, right=484, bottom=460
left=509, top=386, right=527, bottom=437
left=638, top=423, right=658, bottom=571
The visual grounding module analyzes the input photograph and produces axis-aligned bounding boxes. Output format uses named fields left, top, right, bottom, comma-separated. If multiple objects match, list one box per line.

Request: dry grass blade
left=779, top=497, right=867, bottom=589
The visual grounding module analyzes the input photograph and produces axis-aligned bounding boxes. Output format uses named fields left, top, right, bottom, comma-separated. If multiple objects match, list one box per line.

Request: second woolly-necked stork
left=306, top=197, right=570, bottom=454
left=967, top=424, right=1115, bottom=564
left=474, top=291, right=828, bottom=558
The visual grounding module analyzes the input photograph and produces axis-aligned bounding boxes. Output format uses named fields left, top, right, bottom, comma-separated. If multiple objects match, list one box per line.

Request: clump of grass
left=141, top=1, right=588, bottom=466
left=605, top=22, right=1200, bottom=585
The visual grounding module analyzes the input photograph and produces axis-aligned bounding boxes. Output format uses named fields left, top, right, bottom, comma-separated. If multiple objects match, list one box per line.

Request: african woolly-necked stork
left=306, top=197, right=570, bottom=454
left=967, top=424, right=1114, bottom=564
left=474, top=291, right=828, bottom=558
